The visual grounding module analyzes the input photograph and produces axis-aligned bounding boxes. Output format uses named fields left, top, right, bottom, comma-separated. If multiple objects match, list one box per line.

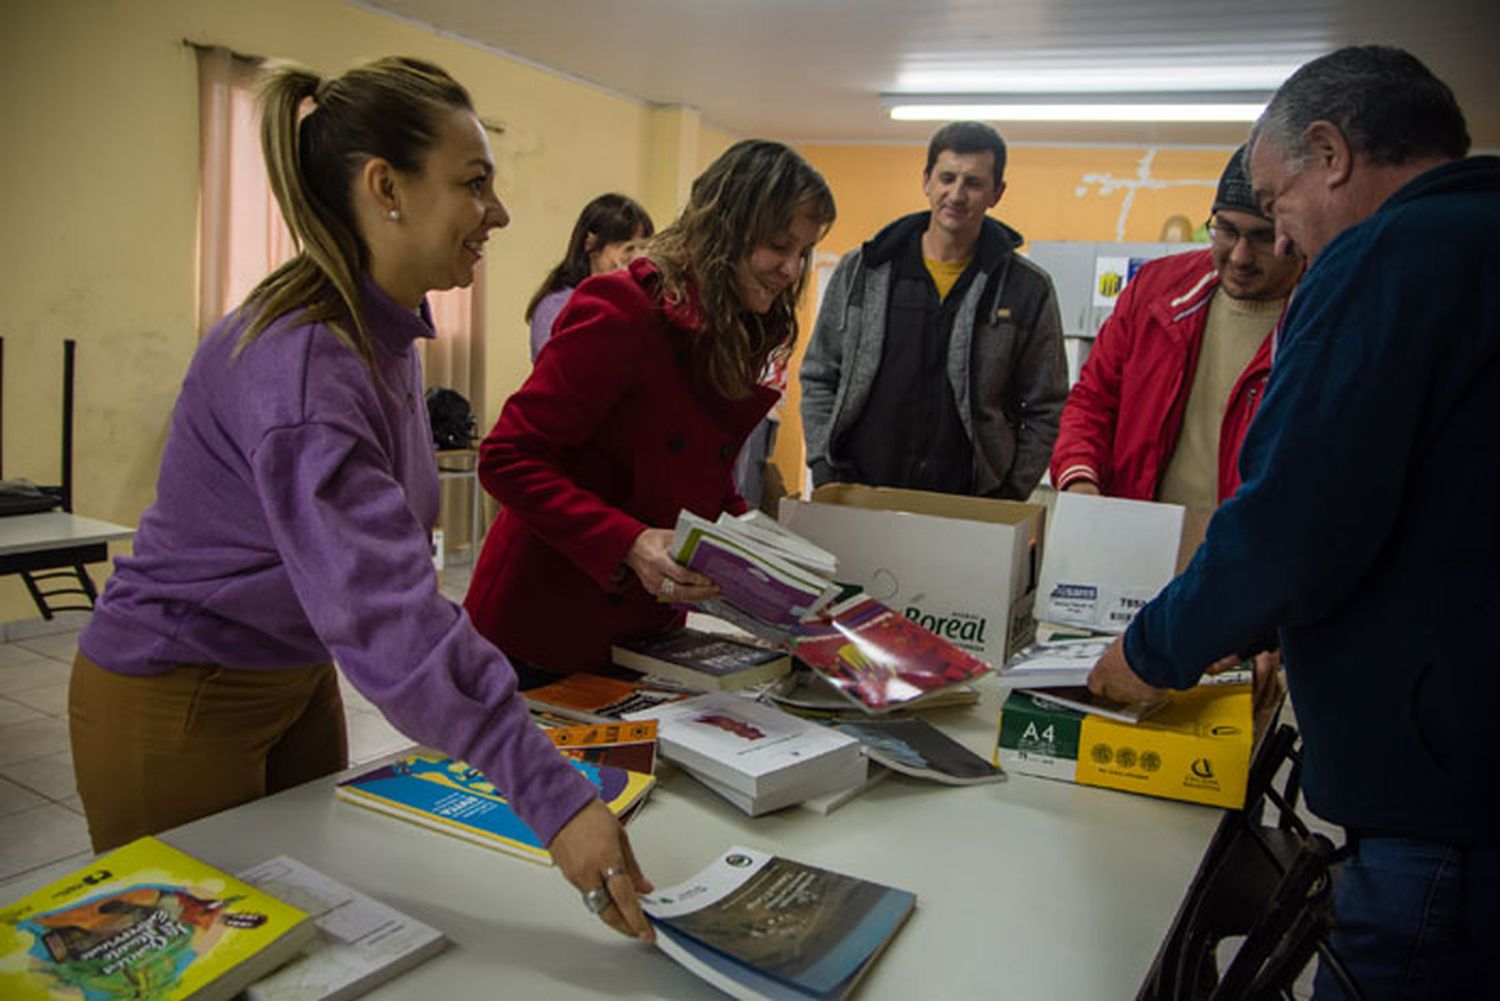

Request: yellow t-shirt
left=925, top=257, right=969, bottom=300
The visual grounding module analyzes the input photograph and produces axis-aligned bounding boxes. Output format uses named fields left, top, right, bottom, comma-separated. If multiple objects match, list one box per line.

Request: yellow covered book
left=0, top=836, right=315, bottom=1001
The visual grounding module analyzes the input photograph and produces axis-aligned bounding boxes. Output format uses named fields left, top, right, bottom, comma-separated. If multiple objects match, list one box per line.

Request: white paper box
left=779, top=484, right=1045, bottom=666
left=1035, top=492, right=1205, bottom=633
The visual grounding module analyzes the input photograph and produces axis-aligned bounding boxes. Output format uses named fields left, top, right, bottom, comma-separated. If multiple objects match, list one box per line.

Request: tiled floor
left=0, top=561, right=474, bottom=896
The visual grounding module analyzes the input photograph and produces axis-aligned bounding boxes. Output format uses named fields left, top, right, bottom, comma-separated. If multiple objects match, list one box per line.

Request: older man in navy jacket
left=1088, top=46, right=1500, bottom=999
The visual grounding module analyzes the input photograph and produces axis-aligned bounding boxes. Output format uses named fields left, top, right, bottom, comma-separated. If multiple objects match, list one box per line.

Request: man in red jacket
left=1050, top=147, right=1304, bottom=511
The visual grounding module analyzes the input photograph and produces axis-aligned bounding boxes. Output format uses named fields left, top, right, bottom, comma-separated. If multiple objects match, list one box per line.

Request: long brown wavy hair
left=647, top=140, right=835, bottom=399
left=241, top=57, right=473, bottom=370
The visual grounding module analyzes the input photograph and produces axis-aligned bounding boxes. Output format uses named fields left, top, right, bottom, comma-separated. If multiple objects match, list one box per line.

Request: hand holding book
left=626, top=526, right=718, bottom=604
left=1085, top=635, right=1165, bottom=706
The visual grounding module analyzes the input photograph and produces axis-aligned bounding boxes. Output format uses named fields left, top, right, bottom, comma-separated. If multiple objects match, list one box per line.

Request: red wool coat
left=1049, top=249, right=1274, bottom=503
left=465, top=260, right=777, bottom=673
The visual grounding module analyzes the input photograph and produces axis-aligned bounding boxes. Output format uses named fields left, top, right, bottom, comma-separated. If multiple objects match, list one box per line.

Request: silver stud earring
left=387, top=209, right=401, bottom=222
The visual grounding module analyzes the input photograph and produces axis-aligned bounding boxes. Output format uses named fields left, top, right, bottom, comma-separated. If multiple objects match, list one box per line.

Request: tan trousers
left=69, top=650, right=348, bottom=852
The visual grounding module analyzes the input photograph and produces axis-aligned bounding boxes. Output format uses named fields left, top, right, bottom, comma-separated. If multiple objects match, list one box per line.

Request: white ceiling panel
left=358, top=0, right=1500, bottom=146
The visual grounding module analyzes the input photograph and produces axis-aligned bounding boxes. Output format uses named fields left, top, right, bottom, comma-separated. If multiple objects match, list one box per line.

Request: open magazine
left=790, top=595, right=993, bottom=712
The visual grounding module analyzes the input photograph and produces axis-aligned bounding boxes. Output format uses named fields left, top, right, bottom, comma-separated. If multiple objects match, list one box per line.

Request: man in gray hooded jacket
left=800, top=121, right=1067, bottom=499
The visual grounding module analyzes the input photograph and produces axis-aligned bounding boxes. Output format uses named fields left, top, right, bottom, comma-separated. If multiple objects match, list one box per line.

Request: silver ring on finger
left=581, top=886, right=611, bottom=914
left=660, top=577, right=676, bottom=599
left=601, top=865, right=627, bottom=882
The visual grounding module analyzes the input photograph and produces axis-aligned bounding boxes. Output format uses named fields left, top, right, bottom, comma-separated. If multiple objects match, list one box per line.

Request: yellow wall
left=773, top=142, right=1234, bottom=489
left=0, top=0, right=1236, bottom=622
left=0, top=0, right=659, bottom=620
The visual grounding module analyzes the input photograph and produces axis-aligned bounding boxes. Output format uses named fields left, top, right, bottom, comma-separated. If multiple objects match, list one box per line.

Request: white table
left=129, top=677, right=1220, bottom=1000
left=0, top=512, right=134, bottom=617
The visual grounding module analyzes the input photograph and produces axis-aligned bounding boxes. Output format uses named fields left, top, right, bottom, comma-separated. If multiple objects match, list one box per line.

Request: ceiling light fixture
left=882, top=91, right=1272, bottom=124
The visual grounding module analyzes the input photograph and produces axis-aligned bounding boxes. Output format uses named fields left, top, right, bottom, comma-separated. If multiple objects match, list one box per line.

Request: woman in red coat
left=465, top=141, right=835, bottom=676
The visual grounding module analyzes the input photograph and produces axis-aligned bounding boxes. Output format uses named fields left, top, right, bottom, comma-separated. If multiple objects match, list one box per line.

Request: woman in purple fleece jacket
left=70, top=57, right=654, bottom=940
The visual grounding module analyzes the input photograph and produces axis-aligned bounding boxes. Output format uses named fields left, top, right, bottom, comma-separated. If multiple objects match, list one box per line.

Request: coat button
left=668, top=435, right=685, bottom=452
left=719, top=443, right=734, bottom=460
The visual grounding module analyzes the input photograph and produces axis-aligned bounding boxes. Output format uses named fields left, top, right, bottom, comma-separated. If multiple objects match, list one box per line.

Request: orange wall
left=773, top=142, right=1236, bottom=491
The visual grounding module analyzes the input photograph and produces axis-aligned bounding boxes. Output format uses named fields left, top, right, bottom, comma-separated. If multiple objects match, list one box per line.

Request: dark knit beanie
left=1211, top=144, right=1265, bottom=219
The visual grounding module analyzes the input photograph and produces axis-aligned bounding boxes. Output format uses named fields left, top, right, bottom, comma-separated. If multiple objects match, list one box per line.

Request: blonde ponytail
left=234, top=57, right=474, bottom=372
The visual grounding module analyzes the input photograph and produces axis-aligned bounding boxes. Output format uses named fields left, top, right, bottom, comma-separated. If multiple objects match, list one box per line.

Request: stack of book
left=670, top=510, right=994, bottom=714
left=671, top=510, right=842, bottom=642
left=523, top=672, right=690, bottom=724
left=626, top=691, right=866, bottom=816
left=611, top=626, right=791, bottom=692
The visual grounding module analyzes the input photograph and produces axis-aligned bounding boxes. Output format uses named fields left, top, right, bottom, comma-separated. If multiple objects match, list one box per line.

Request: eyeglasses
left=1206, top=218, right=1277, bottom=252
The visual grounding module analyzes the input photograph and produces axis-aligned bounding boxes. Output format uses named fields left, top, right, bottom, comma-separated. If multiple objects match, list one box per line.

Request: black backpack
left=425, top=387, right=476, bottom=450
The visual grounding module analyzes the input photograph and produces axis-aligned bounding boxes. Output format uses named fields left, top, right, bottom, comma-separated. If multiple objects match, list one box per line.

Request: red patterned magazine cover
left=791, top=595, right=994, bottom=711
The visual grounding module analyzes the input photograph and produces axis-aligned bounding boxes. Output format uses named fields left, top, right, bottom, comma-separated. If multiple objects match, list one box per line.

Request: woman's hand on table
left=549, top=798, right=656, bottom=941
left=624, top=528, right=719, bottom=604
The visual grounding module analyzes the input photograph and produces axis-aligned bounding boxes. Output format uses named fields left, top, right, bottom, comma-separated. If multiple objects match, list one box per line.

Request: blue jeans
left=1314, top=834, right=1500, bottom=1000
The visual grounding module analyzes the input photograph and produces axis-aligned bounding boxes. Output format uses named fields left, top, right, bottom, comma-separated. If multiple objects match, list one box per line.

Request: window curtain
left=196, top=45, right=295, bottom=336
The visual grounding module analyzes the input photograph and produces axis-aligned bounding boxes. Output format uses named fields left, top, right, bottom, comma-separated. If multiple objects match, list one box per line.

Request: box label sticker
left=1044, top=582, right=1098, bottom=625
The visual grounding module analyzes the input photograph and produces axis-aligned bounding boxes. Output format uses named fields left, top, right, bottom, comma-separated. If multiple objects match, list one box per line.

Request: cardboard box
left=994, top=684, right=1254, bottom=809
left=779, top=484, right=1045, bottom=667
left=1035, top=492, right=1208, bottom=633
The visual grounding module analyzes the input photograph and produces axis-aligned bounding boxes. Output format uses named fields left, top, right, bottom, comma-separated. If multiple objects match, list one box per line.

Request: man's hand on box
left=1087, top=636, right=1165, bottom=704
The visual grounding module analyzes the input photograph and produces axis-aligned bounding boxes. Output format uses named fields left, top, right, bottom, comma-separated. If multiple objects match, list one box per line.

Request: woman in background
left=69, top=56, right=653, bottom=939
left=466, top=140, right=834, bottom=679
left=527, top=193, right=654, bottom=360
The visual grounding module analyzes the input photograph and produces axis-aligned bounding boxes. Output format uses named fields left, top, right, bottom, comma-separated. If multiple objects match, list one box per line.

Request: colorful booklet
left=335, top=751, right=654, bottom=865
left=643, top=846, right=916, bottom=1000
left=766, top=669, right=980, bottom=719
left=0, top=836, right=316, bottom=1001
left=790, top=595, right=994, bottom=712
left=830, top=717, right=1005, bottom=786
left=542, top=718, right=659, bottom=775
left=238, top=856, right=446, bottom=1001
left=524, top=673, right=689, bottom=723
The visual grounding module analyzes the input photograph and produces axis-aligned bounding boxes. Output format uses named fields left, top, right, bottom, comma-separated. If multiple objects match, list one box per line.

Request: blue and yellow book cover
left=335, top=752, right=654, bottom=864
left=0, top=836, right=314, bottom=1001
